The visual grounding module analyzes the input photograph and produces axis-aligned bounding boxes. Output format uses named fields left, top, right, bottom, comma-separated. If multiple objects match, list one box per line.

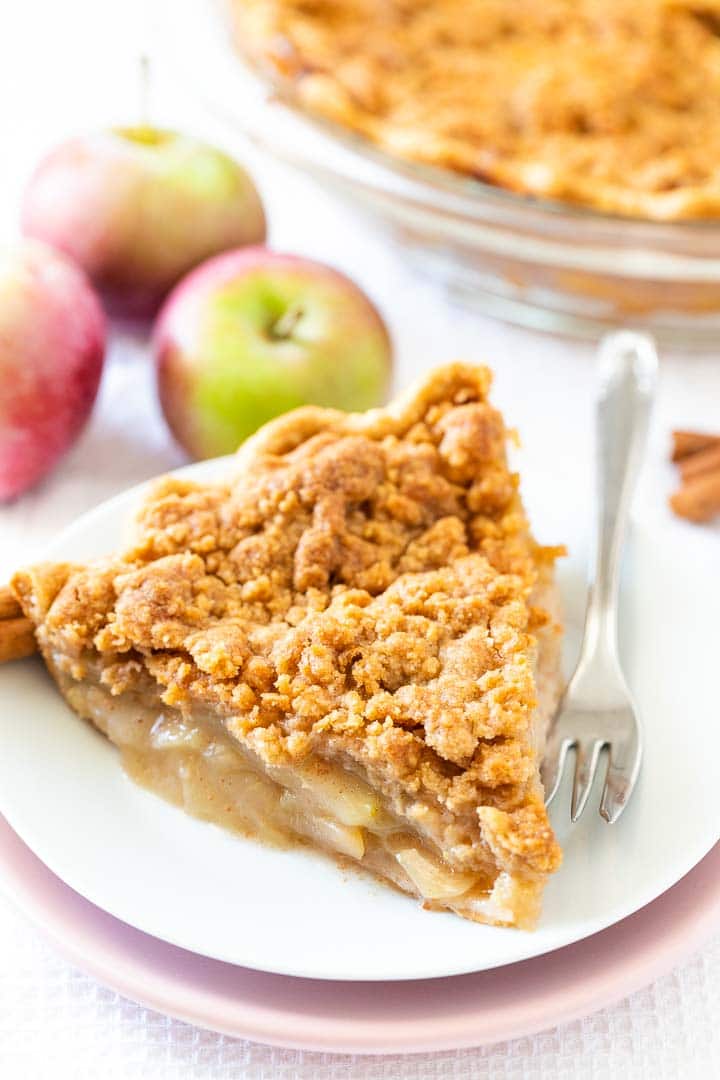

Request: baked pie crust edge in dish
left=231, top=0, right=720, bottom=221
left=11, top=364, right=563, bottom=929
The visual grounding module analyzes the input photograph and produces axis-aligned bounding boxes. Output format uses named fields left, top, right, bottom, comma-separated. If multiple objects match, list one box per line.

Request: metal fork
left=542, top=331, right=658, bottom=824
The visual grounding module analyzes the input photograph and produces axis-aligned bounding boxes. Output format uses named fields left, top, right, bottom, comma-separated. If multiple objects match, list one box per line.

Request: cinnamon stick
left=680, top=443, right=720, bottom=482
left=669, top=470, right=720, bottom=523
left=671, top=430, right=720, bottom=462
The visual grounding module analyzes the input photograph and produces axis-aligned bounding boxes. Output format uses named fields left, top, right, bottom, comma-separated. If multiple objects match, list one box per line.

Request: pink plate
left=1, top=815, right=718, bottom=1054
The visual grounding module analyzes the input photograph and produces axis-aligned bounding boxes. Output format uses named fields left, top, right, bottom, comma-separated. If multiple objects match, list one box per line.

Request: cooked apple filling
left=58, top=661, right=536, bottom=921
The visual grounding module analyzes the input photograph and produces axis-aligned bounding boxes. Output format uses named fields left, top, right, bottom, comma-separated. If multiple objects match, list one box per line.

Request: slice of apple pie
left=10, top=364, right=563, bottom=928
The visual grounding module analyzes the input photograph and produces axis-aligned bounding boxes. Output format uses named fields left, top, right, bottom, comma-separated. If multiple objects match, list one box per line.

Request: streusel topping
left=14, top=365, right=562, bottom=876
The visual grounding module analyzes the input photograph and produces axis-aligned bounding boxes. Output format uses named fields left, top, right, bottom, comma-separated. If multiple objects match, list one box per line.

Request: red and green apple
left=154, top=248, right=393, bottom=458
left=22, top=127, right=266, bottom=318
left=0, top=241, right=106, bottom=500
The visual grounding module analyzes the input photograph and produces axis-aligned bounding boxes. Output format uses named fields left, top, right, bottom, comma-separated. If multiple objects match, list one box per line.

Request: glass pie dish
left=159, top=0, right=720, bottom=347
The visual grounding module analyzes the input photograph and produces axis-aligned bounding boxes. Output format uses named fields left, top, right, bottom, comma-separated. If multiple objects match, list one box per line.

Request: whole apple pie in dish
left=232, top=0, right=720, bottom=220
left=8, top=365, right=563, bottom=928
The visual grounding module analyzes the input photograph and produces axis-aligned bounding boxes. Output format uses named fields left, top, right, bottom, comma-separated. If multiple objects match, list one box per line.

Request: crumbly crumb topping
left=13, top=364, right=562, bottom=876
left=234, top=0, right=720, bottom=220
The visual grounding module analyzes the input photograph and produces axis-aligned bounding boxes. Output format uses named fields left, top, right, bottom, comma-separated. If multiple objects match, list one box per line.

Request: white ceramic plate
left=0, top=456, right=718, bottom=981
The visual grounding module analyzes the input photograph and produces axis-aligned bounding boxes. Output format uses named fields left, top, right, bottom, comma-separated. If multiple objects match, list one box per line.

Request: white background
left=0, top=1, right=718, bottom=1077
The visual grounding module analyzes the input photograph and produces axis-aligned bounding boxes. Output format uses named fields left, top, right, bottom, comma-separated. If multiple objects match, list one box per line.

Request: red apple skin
left=21, top=128, right=267, bottom=319
left=0, top=241, right=106, bottom=500
left=154, top=248, right=393, bottom=459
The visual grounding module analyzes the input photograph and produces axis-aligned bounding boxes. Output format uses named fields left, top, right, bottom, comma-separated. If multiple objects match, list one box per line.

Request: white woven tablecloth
left=1, top=2, right=719, bottom=1076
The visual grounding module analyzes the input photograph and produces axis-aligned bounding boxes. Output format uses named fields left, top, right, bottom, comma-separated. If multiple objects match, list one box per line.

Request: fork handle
left=583, top=332, right=658, bottom=661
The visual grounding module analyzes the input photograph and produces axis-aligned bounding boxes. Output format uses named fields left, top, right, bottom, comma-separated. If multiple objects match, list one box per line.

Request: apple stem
left=270, top=304, right=304, bottom=341
left=139, top=53, right=151, bottom=126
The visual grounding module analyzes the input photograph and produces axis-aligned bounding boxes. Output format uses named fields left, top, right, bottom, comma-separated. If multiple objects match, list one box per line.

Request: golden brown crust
left=12, top=364, right=562, bottom=882
left=11, top=563, right=75, bottom=625
left=0, top=614, right=36, bottom=664
left=233, top=0, right=720, bottom=220
left=0, top=585, right=24, bottom=621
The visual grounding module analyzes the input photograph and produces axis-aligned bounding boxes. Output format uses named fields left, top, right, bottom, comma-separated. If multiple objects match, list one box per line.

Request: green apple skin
left=154, top=249, right=393, bottom=459
left=21, top=128, right=266, bottom=318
